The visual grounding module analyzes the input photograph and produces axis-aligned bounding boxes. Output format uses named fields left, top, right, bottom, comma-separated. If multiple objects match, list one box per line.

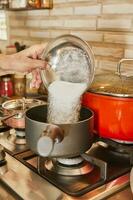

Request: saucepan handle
left=117, top=58, right=133, bottom=76
left=37, top=124, right=64, bottom=157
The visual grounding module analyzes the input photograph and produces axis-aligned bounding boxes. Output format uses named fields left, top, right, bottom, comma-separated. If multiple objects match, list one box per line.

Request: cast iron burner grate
left=14, top=141, right=132, bottom=197
left=14, top=149, right=107, bottom=196
left=97, top=137, right=133, bottom=165
left=32, top=153, right=107, bottom=196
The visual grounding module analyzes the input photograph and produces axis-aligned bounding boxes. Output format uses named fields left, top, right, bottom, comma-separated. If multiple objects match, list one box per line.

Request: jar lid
left=2, top=77, right=11, bottom=81
left=14, top=73, right=25, bottom=78
left=40, top=34, right=95, bottom=89
left=89, top=58, right=133, bottom=97
left=1, top=75, right=11, bottom=81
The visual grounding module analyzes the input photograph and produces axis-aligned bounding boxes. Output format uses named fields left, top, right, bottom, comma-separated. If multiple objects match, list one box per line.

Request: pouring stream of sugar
left=47, top=80, right=87, bottom=124
left=41, top=41, right=94, bottom=124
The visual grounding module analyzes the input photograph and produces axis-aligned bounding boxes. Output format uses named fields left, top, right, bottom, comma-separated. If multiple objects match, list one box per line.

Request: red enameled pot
left=82, top=58, right=133, bottom=143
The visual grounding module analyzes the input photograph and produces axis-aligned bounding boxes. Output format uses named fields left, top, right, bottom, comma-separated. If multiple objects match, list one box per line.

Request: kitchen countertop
left=107, top=186, right=132, bottom=200
left=0, top=182, right=22, bottom=200
left=0, top=182, right=132, bottom=200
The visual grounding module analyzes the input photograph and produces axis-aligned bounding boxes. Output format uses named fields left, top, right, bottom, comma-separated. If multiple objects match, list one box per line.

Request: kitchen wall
left=2, top=0, right=133, bottom=72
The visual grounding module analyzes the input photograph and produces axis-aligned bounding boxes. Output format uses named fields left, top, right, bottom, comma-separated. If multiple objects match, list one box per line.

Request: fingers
left=27, top=58, right=47, bottom=73
left=32, top=50, right=38, bottom=59
left=21, top=43, right=47, bottom=58
left=30, top=69, right=42, bottom=88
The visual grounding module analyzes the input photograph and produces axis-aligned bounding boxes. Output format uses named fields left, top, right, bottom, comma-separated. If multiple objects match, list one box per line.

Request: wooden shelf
left=7, top=7, right=52, bottom=11
left=0, top=0, right=53, bottom=11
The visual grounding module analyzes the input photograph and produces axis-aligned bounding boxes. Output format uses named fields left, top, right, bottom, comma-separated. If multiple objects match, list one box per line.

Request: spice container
left=28, top=0, right=41, bottom=8
left=0, top=0, right=9, bottom=9
left=9, top=0, right=27, bottom=9
left=13, top=74, right=26, bottom=97
left=0, top=76, right=13, bottom=97
left=26, top=73, right=38, bottom=97
left=41, top=0, right=52, bottom=8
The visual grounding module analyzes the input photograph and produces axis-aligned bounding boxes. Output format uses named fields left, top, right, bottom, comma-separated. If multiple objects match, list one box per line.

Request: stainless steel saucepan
left=25, top=104, right=94, bottom=158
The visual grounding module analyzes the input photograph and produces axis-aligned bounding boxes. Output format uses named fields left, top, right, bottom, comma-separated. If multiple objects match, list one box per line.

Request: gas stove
left=0, top=129, right=132, bottom=200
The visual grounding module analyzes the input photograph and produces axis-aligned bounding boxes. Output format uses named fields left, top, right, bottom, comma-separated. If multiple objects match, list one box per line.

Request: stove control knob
left=0, top=145, right=8, bottom=175
left=37, top=125, right=64, bottom=157
left=0, top=145, right=6, bottom=161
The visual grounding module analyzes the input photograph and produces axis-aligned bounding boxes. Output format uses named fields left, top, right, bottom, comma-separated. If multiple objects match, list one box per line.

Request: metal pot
left=25, top=105, right=94, bottom=158
left=82, top=58, right=133, bottom=143
left=2, top=98, right=45, bottom=129
left=40, top=34, right=95, bottom=89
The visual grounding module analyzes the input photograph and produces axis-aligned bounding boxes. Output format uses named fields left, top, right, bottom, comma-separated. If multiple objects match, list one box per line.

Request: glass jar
left=41, top=0, right=52, bottom=8
left=13, top=74, right=26, bottom=97
left=9, top=0, right=27, bottom=9
left=0, top=76, right=13, bottom=97
left=28, top=0, right=41, bottom=8
left=26, top=73, right=38, bottom=97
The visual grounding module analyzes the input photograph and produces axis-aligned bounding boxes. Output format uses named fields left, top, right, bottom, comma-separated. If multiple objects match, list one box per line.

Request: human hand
left=4, top=43, right=47, bottom=73
left=0, top=43, right=47, bottom=88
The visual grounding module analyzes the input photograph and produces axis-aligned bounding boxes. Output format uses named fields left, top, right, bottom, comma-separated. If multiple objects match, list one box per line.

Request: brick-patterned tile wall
left=4, top=0, right=133, bottom=71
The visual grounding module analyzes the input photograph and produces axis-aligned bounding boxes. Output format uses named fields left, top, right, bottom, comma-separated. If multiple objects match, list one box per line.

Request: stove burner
left=16, top=129, right=25, bottom=137
left=0, top=129, right=28, bottom=155
left=15, top=130, right=26, bottom=145
left=57, top=156, right=84, bottom=165
left=7, top=129, right=26, bottom=145
left=15, top=136, right=26, bottom=145
left=45, top=156, right=94, bottom=176
left=15, top=129, right=26, bottom=145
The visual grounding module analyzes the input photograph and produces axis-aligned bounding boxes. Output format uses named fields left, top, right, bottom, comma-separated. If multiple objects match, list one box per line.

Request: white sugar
left=47, top=80, right=87, bottom=124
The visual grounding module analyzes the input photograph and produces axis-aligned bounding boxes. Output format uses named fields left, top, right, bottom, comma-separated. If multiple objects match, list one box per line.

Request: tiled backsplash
left=0, top=11, right=7, bottom=40
left=2, top=0, right=133, bottom=72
